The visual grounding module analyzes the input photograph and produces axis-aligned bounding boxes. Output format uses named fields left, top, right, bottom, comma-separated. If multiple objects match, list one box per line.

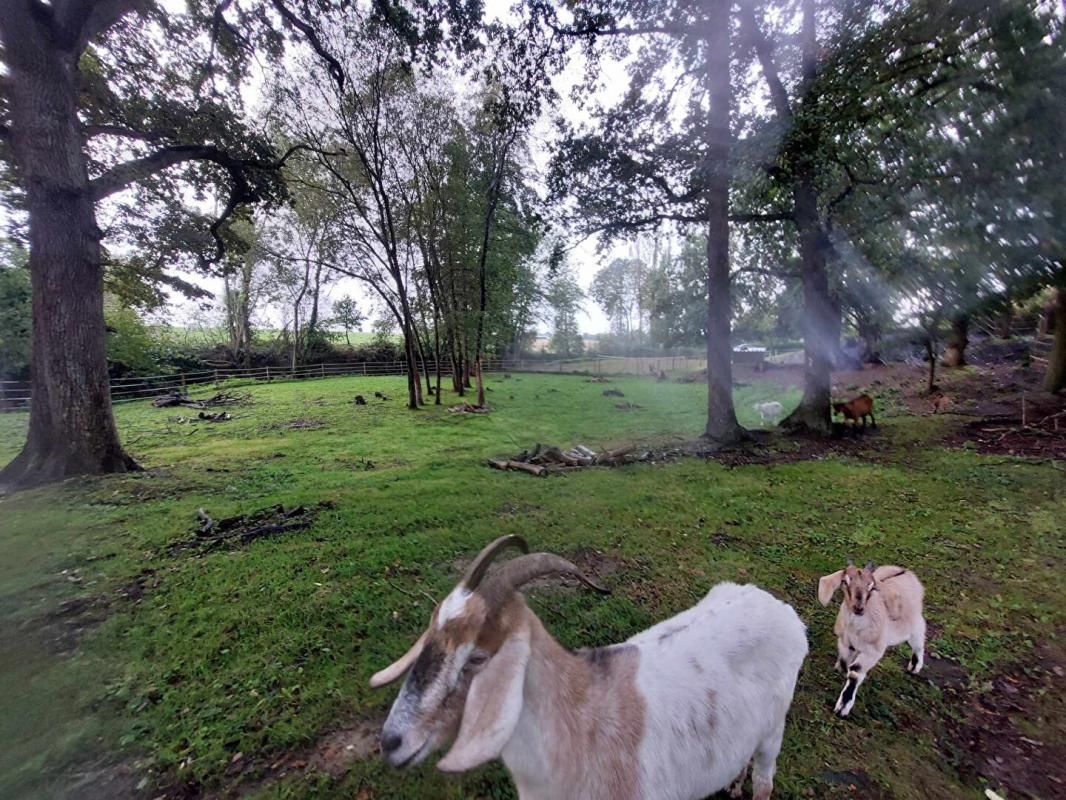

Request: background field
left=0, top=371, right=1061, bottom=799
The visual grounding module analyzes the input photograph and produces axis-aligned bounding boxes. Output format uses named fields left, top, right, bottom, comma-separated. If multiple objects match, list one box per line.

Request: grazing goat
left=753, top=401, right=783, bottom=426
left=931, top=393, right=952, bottom=414
left=372, top=536, right=808, bottom=800
left=818, top=562, right=926, bottom=717
left=832, top=393, right=876, bottom=429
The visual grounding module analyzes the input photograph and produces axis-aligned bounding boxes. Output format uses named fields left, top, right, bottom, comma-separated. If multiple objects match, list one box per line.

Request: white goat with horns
left=371, top=535, right=808, bottom=800
left=818, top=561, right=926, bottom=717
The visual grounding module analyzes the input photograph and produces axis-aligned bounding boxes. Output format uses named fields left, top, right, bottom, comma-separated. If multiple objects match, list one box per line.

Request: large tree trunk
left=702, top=0, right=745, bottom=445
left=942, top=314, right=969, bottom=367
left=926, top=334, right=938, bottom=395
left=779, top=0, right=833, bottom=436
left=433, top=311, right=443, bottom=405
left=1043, top=286, right=1065, bottom=394
left=780, top=175, right=835, bottom=435
left=0, top=21, right=137, bottom=490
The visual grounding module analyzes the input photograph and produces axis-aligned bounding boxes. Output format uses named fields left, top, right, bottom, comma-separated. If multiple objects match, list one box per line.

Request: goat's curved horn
left=479, top=553, right=610, bottom=606
left=461, top=535, right=530, bottom=591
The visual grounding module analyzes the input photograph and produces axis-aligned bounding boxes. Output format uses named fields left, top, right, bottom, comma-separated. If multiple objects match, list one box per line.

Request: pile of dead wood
left=489, top=443, right=638, bottom=476
left=171, top=502, right=333, bottom=552
left=167, top=411, right=232, bottom=423
left=449, top=403, right=490, bottom=414
left=152, top=390, right=249, bottom=409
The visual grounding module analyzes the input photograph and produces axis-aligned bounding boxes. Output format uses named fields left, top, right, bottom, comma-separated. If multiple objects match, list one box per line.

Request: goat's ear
left=369, top=631, right=428, bottom=688
left=818, top=570, right=845, bottom=606
left=437, top=628, right=531, bottom=773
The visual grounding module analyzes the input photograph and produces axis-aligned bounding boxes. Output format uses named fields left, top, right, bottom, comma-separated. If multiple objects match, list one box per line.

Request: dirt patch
left=942, top=416, right=1066, bottom=460
left=28, top=567, right=160, bottom=655
left=36, top=595, right=112, bottom=655
left=57, top=759, right=144, bottom=800
left=922, top=655, right=970, bottom=692
left=818, top=768, right=892, bottom=799
left=154, top=719, right=383, bottom=799
left=936, top=640, right=1066, bottom=799
left=703, top=430, right=883, bottom=468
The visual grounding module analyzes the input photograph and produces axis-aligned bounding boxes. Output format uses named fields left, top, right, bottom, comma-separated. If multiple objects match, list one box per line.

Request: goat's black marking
left=849, top=663, right=862, bottom=674
left=909, top=653, right=919, bottom=669
left=409, top=640, right=444, bottom=692
left=840, top=677, right=858, bottom=706
left=657, top=623, right=690, bottom=644
left=580, top=645, right=616, bottom=674
left=580, top=644, right=635, bottom=676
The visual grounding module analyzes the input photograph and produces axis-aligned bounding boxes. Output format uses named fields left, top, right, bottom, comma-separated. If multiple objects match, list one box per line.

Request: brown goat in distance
left=832, top=394, right=876, bottom=430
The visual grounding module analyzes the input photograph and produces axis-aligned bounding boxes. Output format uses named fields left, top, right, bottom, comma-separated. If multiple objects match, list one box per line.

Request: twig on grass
left=387, top=579, right=437, bottom=606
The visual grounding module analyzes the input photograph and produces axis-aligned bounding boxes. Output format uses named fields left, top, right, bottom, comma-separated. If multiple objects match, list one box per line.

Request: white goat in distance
left=371, top=535, right=809, bottom=800
left=818, top=562, right=926, bottom=717
left=753, top=401, right=783, bottom=426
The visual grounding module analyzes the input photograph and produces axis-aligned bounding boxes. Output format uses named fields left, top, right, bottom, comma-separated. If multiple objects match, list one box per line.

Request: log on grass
left=488, top=458, right=547, bottom=476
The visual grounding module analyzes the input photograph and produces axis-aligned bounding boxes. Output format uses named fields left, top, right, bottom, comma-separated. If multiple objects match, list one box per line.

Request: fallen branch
left=152, top=391, right=250, bottom=409
left=488, top=458, right=546, bottom=476
left=449, top=403, right=490, bottom=414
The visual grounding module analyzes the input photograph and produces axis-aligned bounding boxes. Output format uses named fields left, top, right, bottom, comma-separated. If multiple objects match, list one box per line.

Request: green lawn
left=0, top=373, right=1061, bottom=799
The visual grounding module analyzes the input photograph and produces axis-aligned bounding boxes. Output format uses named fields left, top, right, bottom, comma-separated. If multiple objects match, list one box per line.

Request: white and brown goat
left=818, top=562, right=926, bottom=717
left=371, top=535, right=808, bottom=800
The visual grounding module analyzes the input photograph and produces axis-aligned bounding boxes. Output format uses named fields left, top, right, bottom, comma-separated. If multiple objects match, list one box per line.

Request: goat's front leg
left=835, top=637, right=851, bottom=673
left=834, top=647, right=884, bottom=717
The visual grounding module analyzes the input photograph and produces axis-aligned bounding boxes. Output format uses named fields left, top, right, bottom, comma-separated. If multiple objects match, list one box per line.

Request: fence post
left=266, top=365, right=271, bottom=381
left=321, top=363, right=326, bottom=378
left=214, top=369, right=219, bottom=385
left=363, top=362, right=367, bottom=376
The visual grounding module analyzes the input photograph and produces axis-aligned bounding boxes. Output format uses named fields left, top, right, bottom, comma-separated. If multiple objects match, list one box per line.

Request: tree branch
left=729, top=211, right=794, bottom=223
left=737, top=2, right=793, bottom=124
left=270, top=0, right=344, bottom=90
left=90, top=141, right=340, bottom=201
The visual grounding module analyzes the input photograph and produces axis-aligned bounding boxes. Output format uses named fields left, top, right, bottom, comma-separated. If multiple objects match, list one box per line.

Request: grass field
left=0, top=372, right=1062, bottom=799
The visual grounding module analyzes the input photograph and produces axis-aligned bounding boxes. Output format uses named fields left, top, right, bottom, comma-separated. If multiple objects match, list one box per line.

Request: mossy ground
left=0, top=372, right=1061, bottom=799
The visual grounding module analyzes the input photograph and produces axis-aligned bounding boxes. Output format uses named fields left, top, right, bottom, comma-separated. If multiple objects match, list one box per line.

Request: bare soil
left=928, top=640, right=1066, bottom=800
left=155, top=719, right=383, bottom=799
left=735, top=359, right=1066, bottom=460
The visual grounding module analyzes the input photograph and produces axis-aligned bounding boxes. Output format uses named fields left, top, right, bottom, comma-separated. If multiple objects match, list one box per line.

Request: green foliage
left=590, top=257, right=647, bottom=340
left=330, top=296, right=365, bottom=345
left=0, top=245, right=30, bottom=380
left=104, top=297, right=159, bottom=376
left=545, top=263, right=585, bottom=357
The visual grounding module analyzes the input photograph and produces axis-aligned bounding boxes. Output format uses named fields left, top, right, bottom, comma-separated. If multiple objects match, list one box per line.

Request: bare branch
left=729, top=211, right=794, bottom=223
left=737, top=2, right=793, bottom=124
left=270, top=0, right=344, bottom=90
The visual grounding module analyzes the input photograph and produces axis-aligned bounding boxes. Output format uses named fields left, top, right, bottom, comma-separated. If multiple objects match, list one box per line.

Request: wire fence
left=0, top=354, right=730, bottom=413
left=0, top=360, right=456, bottom=413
